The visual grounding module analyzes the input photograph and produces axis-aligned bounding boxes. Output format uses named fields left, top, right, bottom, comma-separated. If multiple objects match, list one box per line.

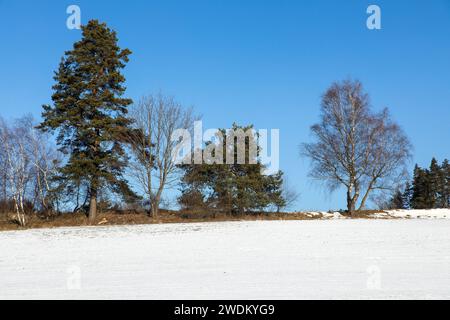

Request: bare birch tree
left=0, top=118, right=10, bottom=212
left=128, top=94, right=196, bottom=218
left=301, top=80, right=412, bottom=215
left=0, top=136, right=7, bottom=205
left=0, top=117, right=30, bottom=225
left=26, top=118, right=61, bottom=213
left=0, top=116, right=61, bottom=225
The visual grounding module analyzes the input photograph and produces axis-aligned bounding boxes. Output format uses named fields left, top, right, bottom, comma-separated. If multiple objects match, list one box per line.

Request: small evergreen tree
left=389, top=189, right=405, bottom=209
left=402, top=182, right=413, bottom=209
left=38, top=20, right=136, bottom=223
left=179, top=124, right=285, bottom=214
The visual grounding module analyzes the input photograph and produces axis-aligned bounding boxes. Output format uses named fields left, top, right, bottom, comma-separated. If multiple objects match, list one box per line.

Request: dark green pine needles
left=38, top=20, right=136, bottom=222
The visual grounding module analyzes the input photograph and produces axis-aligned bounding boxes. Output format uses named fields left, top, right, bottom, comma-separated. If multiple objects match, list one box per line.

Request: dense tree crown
left=38, top=20, right=135, bottom=222
left=411, top=159, right=449, bottom=209
left=386, top=158, right=450, bottom=210
left=178, top=124, right=285, bottom=214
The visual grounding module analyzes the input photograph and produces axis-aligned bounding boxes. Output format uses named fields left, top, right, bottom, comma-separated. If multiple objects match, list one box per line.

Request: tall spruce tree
left=434, top=159, right=448, bottom=208
left=442, top=159, right=450, bottom=208
left=411, top=165, right=429, bottom=209
left=429, top=158, right=441, bottom=208
left=38, top=20, right=135, bottom=223
left=402, top=182, right=413, bottom=209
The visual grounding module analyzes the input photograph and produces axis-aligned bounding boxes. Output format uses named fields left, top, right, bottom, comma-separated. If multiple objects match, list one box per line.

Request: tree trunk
left=347, top=189, right=360, bottom=216
left=147, top=169, right=152, bottom=216
left=1, top=171, right=6, bottom=202
left=347, top=191, right=356, bottom=215
left=347, top=181, right=360, bottom=216
left=151, top=204, right=158, bottom=219
left=151, top=178, right=166, bottom=219
left=89, top=187, right=97, bottom=224
left=151, top=193, right=161, bottom=219
left=358, top=179, right=376, bottom=211
left=358, top=189, right=371, bottom=211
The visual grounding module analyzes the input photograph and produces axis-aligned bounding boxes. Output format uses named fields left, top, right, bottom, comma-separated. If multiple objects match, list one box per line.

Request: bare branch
left=301, top=80, right=412, bottom=214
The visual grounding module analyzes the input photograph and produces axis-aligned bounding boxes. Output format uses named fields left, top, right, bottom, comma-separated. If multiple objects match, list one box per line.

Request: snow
left=386, top=209, right=450, bottom=219
left=2, top=219, right=450, bottom=300
left=305, top=209, right=450, bottom=220
left=304, top=211, right=345, bottom=219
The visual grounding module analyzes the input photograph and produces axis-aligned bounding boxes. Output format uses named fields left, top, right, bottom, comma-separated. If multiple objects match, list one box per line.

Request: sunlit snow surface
left=1, top=212, right=450, bottom=300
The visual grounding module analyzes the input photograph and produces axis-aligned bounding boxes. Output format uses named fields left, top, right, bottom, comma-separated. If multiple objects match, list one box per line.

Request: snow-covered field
left=308, top=208, right=450, bottom=220
left=2, top=217, right=450, bottom=300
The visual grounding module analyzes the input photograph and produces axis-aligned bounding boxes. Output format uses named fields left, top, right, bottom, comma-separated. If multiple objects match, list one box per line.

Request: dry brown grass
left=340, top=210, right=390, bottom=219
left=0, top=209, right=387, bottom=232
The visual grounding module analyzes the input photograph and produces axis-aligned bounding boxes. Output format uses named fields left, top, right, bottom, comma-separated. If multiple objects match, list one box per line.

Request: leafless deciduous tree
left=301, top=80, right=412, bottom=215
left=0, top=116, right=60, bottom=225
left=25, top=117, right=61, bottom=213
left=0, top=117, right=29, bottom=225
left=128, top=94, right=196, bottom=218
left=0, top=132, right=7, bottom=204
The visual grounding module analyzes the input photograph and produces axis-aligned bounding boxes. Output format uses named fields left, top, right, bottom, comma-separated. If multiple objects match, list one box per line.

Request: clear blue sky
left=0, top=0, right=449, bottom=210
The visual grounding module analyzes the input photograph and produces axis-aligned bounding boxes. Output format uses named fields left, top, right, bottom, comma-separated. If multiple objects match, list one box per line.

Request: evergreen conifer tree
left=402, top=181, right=413, bottom=209
left=38, top=20, right=135, bottom=223
left=389, top=189, right=405, bottom=209
left=179, top=124, right=285, bottom=214
left=442, top=159, right=450, bottom=208
left=429, top=158, right=441, bottom=208
left=411, top=165, right=430, bottom=209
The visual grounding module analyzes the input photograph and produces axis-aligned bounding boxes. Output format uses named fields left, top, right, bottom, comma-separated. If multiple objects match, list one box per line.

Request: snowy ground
left=386, top=209, right=450, bottom=219
left=308, top=208, right=450, bottom=220
left=2, top=216, right=450, bottom=300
